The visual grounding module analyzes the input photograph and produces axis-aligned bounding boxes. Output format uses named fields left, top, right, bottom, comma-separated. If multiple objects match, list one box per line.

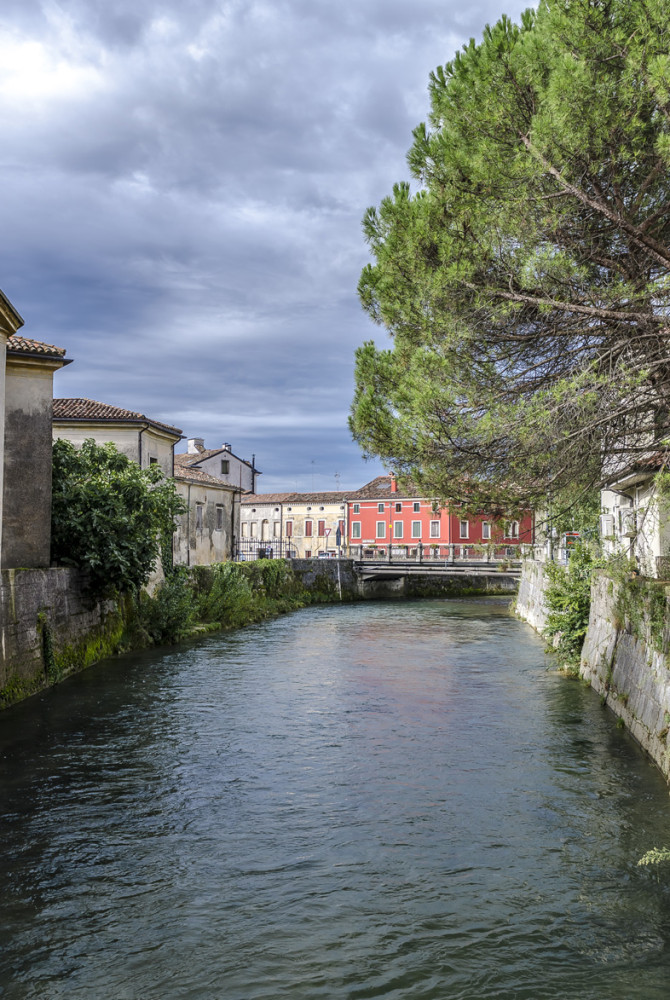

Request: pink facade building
left=347, top=477, right=533, bottom=556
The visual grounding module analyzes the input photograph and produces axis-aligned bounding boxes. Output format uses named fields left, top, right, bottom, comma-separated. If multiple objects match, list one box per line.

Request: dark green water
left=2, top=598, right=670, bottom=999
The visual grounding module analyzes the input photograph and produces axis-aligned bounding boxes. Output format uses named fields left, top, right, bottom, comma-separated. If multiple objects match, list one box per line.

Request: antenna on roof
left=335, top=471, right=341, bottom=490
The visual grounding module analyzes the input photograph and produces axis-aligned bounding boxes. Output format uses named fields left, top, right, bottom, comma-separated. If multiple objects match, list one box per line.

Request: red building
left=347, top=476, right=533, bottom=556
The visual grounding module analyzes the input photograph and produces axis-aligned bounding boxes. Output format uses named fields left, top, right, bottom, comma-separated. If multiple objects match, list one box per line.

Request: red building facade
left=347, top=476, right=533, bottom=556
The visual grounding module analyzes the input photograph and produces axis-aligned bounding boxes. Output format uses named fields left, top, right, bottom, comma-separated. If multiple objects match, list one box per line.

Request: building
left=173, top=460, right=240, bottom=566
left=53, top=398, right=182, bottom=478
left=600, top=457, right=670, bottom=578
left=347, top=476, right=534, bottom=556
left=175, top=438, right=259, bottom=494
left=2, top=320, right=72, bottom=568
left=239, top=491, right=348, bottom=559
left=239, top=493, right=298, bottom=558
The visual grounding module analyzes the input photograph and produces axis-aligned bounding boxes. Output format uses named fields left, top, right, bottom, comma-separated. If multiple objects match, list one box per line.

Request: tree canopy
left=51, top=438, right=185, bottom=598
left=350, top=0, right=670, bottom=512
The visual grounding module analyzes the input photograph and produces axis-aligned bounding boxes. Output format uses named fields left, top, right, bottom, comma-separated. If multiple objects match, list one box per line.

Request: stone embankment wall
left=517, top=558, right=670, bottom=782
left=515, top=559, right=550, bottom=632
left=580, top=575, right=670, bottom=780
left=0, top=567, right=122, bottom=707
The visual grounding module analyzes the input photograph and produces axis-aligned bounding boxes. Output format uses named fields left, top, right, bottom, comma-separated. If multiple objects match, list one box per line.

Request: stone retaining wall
left=0, top=567, right=122, bottom=707
left=515, top=559, right=550, bottom=632
left=580, top=574, right=670, bottom=780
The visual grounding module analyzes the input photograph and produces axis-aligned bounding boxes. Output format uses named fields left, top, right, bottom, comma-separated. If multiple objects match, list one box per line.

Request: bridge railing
left=345, top=542, right=535, bottom=566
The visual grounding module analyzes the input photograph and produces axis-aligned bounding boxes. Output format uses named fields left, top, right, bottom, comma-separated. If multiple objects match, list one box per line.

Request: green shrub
left=543, top=544, right=598, bottom=668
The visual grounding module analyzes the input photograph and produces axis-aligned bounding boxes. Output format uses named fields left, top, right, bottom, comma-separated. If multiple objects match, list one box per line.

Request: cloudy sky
left=1, top=0, right=529, bottom=493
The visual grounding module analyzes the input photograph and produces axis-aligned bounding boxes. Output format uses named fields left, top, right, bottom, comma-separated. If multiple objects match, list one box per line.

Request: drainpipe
left=137, top=423, right=153, bottom=468
left=251, top=454, right=256, bottom=494
left=186, top=484, right=191, bottom=567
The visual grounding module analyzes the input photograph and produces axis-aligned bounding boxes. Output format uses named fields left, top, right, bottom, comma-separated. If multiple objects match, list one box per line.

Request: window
left=430, top=521, right=440, bottom=538
left=412, top=521, right=421, bottom=538
left=352, top=522, right=361, bottom=539
left=395, top=502, right=402, bottom=513
left=378, top=503, right=385, bottom=513
left=216, top=505, right=224, bottom=530
left=376, top=521, right=386, bottom=538
left=220, top=459, right=229, bottom=474
left=482, top=521, right=491, bottom=540
left=250, top=522, right=257, bottom=537
left=506, top=521, right=519, bottom=539
left=242, top=522, right=249, bottom=537
left=149, top=456, right=158, bottom=465
left=459, top=520, right=469, bottom=539
left=305, top=520, right=313, bottom=536
left=393, top=521, right=403, bottom=538
left=273, top=521, right=280, bottom=538
left=318, top=520, right=326, bottom=536
left=353, top=503, right=360, bottom=513
left=286, top=521, right=293, bottom=537
left=305, top=550, right=312, bottom=559
left=196, top=504, right=204, bottom=531
left=413, top=502, right=420, bottom=512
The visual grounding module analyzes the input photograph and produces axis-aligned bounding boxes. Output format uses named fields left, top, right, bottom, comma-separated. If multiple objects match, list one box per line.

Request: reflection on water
left=2, top=598, right=670, bottom=999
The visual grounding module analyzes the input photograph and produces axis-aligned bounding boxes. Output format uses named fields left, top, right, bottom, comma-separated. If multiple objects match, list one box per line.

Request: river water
left=2, top=598, right=670, bottom=999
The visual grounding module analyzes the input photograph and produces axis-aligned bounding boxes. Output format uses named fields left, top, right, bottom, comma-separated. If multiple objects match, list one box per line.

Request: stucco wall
left=53, top=424, right=176, bottom=477
left=174, top=482, right=236, bottom=565
left=3, top=360, right=55, bottom=568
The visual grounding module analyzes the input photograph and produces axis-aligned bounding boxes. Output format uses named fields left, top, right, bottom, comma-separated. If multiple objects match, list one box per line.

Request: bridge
left=353, top=559, right=521, bottom=596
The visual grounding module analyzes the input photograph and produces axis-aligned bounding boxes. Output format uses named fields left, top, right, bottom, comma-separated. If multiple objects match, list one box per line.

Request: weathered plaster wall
left=174, top=482, right=236, bottom=566
left=580, top=575, right=670, bottom=780
left=53, top=424, right=176, bottom=476
left=3, top=361, right=55, bottom=568
left=0, top=567, right=122, bottom=707
left=515, top=559, right=550, bottom=632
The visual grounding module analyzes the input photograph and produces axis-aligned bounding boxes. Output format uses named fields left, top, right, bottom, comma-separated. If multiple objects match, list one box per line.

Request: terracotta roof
left=175, top=447, right=256, bottom=470
left=174, top=464, right=238, bottom=490
left=241, top=492, right=298, bottom=505
left=8, top=335, right=67, bottom=358
left=349, top=475, right=421, bottom=501
left=241, top=490, right=351, bottom=506
left=53, top=398, right=182, bottom=437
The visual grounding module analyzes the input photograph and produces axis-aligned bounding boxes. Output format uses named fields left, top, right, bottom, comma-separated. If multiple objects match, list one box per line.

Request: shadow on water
left=1, top=598, right=670, bottom=999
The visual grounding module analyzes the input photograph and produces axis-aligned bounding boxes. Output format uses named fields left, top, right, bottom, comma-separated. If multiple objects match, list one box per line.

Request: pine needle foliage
left=351, top=0, right=670, bottom=512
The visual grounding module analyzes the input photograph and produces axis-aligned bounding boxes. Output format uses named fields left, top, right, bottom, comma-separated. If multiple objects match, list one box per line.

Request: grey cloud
left=2, top=0, right=530, bottom=492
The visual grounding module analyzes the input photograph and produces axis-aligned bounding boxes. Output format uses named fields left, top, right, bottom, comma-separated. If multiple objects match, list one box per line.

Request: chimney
left=390, top=475, right=398, bottom=493
left=188, top=437, right=205, bottom=454
left=222, top=443, right=232, bottom=452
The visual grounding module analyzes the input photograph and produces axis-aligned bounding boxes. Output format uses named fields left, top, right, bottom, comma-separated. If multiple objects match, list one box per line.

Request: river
left=2, top=598, right=670, bottom=999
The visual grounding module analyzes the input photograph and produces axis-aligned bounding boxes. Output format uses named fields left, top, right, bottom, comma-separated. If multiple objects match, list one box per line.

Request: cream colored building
left=240, top=491, right=348, bottom=559
left=53, top=398, right=182, bottom=478
left=176, top=437, right=260, bottom=493
left=601, top=461, right=670, bottom=578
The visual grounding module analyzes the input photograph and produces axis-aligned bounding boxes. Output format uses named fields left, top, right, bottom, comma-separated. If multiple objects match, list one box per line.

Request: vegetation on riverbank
left=122, top=559, right=346, bottom=649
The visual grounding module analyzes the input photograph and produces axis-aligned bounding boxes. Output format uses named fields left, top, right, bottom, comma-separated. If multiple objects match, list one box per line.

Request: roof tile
left=53, top=398, right=182, bottom=437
